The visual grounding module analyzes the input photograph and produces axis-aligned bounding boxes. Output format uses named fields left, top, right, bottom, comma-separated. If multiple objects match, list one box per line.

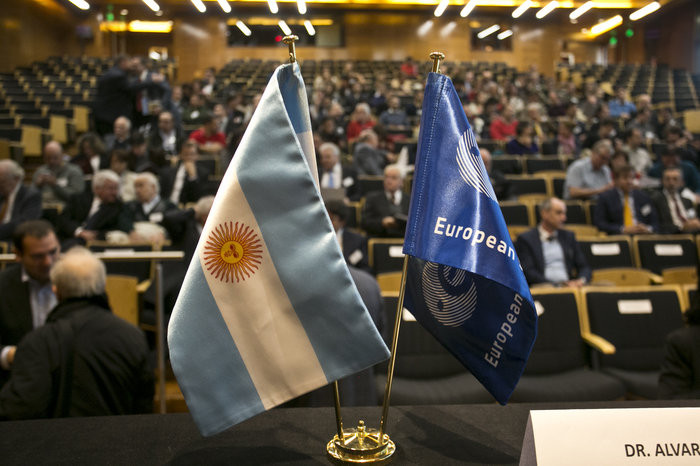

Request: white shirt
left=170, top=164, right=187, bottom=204
left=142, top=195, right=161, bottom=216
left=321, top=164, right=342, bottom=190
left=385, top=190, right=402, bottom=205
left=159, top=129, right=177, bottom=154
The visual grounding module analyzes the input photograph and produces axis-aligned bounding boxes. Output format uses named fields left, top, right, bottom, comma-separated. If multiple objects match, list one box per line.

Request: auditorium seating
left=580, top=285, right=685, bottom=399
left=510, top=288, right=626, bottom=402
left=368, top=238, right=404, bottom=274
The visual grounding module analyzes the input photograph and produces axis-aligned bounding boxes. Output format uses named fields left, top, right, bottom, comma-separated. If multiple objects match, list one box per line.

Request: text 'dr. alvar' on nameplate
left=520, top=408, right=700, bottom=465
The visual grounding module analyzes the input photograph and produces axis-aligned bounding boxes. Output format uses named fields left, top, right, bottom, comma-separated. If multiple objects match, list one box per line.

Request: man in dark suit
left=127, top=172, right=179, bottom=243
left=318, top=142, right=358, bottom=201
left=93, top=55, right=165, bottom=136
left=326, top=200, right=370, bottom=273
left=515, top=197, right=591, bottom=287
left=147, top=111, right=184, bottom=161
left=160, top=140, right=211, bottom=206
left=0, top=220, right=59, bottom=386
left=658, top=301, right=700, bottom=399
left=57, top=170, right=133, bottom=246
left=651, top=167, right=700, bottom=234
left=0, top=160, right=42, bottom=242
left=593, top=164, right=659, bottom=235
left=361, top=164, right=410, bottom=237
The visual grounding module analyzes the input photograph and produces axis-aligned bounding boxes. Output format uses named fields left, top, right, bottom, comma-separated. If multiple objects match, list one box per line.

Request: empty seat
left=581, top=285, right=685, bottom=398
left=633, top=234, right=698, bottom=275
left=578, top=235, right=634, bottom=270
left=368, top=238, right=404, bottom=274
left=499, top=201, right=533, bottom=226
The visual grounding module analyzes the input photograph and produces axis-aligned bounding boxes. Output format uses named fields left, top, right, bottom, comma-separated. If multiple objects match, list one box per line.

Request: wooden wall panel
left=0, top=0, right=81, bottom=73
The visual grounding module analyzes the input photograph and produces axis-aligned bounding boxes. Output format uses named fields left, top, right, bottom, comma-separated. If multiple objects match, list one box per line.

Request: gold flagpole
left=327, top=51, right=445, bottom=464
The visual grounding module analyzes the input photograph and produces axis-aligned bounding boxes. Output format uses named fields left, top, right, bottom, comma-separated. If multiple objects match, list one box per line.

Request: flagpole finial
left=282, top=35, right=299, bottom=63
left=429, top=52, right=445, bottom=73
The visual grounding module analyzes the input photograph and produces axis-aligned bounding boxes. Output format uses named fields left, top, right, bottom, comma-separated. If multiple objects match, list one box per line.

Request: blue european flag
left=402, top=72, right=537, bottom=404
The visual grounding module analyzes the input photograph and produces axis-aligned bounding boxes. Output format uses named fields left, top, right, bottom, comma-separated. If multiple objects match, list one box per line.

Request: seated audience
left=32, top=141, right=85, bottom=210
left=103, top=116, right=132, bottom=154
left=188, top=112, right=226, bottom=156
left=361, top=165, right=409, bottom=237
left=593, top=164, right=659, bottom=234
left=353, top=129, right=394, bottom=176
left=505, top=121, right=539, bottom=155
left=72, top=132, right=107, bottom=176
left=648, top=147, right=700, bottom=195
left=658, top=300, right=700, bottom=400
left=109, top=149, right=137, bottom=202
left=0, top=247, right=153, bottom=419
left=128, top=172, right=179, bottom=243
left=160, top=140, right=211, bottom=205
left=0, top=160, right=42, bottom=242
left=608, top=86, right=636, bottom=119
left=481, top=148, right=512, bottom=201
left=651, top=167, right=700, bottom=234
left=489, top=105, right=518, bottom=141
left=515, top=197, right=591, bottom=287
left=326, top=200, right=370, bottom=273
left=563, top=139, right=613, bottom=200
left=346, top=103, right=376, bottom=144
left=148, top=110, right=184, bottom=159
left=318, top=142, right=357, bottom=201
left=622, top=127, right=652, bottom=178
left=379, top=95, right=410, bottom=131
left=0, top=221, right=59, bottom=386
left=57, top=170, right=133, bottom=245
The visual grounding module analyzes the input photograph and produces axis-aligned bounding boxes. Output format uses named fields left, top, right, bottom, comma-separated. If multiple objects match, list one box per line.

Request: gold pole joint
left=282, top=35, right=299, bottom=63
left=429, top=52, right=445, bottom=74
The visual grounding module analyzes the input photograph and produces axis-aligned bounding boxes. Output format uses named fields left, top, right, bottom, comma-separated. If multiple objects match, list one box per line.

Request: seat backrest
left=526, top=289, right=588, bottom=375
left=492, top=156, right=522, bottom=175
left=524, top=156, right=564, bottom=174
left=105, top=274, right=139, bottom=326
left=357, top=175, right=384, bottom=197
left=499, top=201, right=533, bottom=226
left=383, top=294, right=466, bottom=379
left=505, top=175, right=548, bottom=197
left=578, top=235, right=634, bottom=269
left=582, top=286, right=685, bottom=371
left=634, top=234, right=698, bottom=274
left=368, top=238, right=404, bottom=274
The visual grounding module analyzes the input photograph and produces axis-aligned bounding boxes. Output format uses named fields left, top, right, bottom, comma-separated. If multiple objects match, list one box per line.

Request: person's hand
left=381, top=216, right=397, bottom=228
left=184, top=160, right=197, bottom=178
left=682, top=219, right=700, bottom=232
left=78, top=230, right=97, bottom=242
left=565, top=278, right=586, bottom=288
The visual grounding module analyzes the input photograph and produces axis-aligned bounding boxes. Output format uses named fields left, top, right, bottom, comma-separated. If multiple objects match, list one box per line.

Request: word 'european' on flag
left=402, top=71, right=537, bottom=404
left=168, top=63, right=389, bottom=437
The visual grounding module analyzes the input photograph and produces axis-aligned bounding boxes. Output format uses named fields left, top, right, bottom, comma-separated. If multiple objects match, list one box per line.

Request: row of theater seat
left=380, top=284, right=689, bottom=404
left=369, top=234, right=700, bottom=287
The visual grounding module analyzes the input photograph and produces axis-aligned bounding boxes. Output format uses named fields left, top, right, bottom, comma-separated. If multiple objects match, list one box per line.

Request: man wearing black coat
left=0, top=160, right=42, bottom=242
left=650, top=167, right=700, bottom=234
left=160, top=141, right=211, bottom=206
left=56, top=170, right=133, bottom=246
left=361, top=165, right=410, bottom=237
left=0, top=247, right=153, bottom=419
left=515, top=197, right=591, bottom=287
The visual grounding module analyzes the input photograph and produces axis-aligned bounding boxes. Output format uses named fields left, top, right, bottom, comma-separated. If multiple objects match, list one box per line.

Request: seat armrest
left=581, top=332, right=616, bottom=354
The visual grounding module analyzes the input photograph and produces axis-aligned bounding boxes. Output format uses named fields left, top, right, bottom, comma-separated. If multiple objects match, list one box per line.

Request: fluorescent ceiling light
left=236, top=20, right=252, bottom=36
left=497, top=30, right=513, bottom=40
left=630, top=2, right=660, bottom=21
left=304, top=20, right=315, bottom=36
left=278, top=20, right=292, bottom=36
left=217, top=0, right=231, bottom=13
left=268, top=0, right=279, bottom=14
left=535, top=1, right=558, bottom=19
left=512, top=0, right=532, bottom=19
left=569, top=1, right=593, bottom=20
left=68, top=0, right=90, bottom=10
left=477, top=24, right=500, bottom=39
left=434, top=0, right=449, bottom=17
left=297, top=0, right=307, bottom=14
left=417, top=20, right=434, bottom=37
left=460, top=0, right=477, bottom=18
left=191, top=0, right=206, bottom=13
left=128, top=20, right=173, bottom=33
left=142, top=0, right=160, bottom=12
left=590, top=14, right=623, bottom=36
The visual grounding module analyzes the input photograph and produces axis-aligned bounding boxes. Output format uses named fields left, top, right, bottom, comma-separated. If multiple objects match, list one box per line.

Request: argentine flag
left=168, top=63, right=390, bottom=437
left=402, top=72, right=537, bottom=404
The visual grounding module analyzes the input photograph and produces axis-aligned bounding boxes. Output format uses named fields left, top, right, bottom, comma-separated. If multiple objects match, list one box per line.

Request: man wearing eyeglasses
left=0, top=220, right=60, bottom=386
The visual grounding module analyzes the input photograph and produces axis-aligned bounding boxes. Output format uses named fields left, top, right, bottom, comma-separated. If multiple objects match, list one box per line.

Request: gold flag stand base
left=326, top=420, right=396, bottom=464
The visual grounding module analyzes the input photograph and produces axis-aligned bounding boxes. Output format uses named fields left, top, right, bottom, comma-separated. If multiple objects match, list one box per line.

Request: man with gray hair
left=563, top=139, right=614, bottom=200
left=57, top=169, right=133, bottom=245
left=318, top=142, right=357, bottom=200
left=0, top=160, right=42, bottom=242
left=0, top=247, right=153, bottom=419
left=128, top=172, right=179, bottom=243
left=33, top=141, right=85, bottom=210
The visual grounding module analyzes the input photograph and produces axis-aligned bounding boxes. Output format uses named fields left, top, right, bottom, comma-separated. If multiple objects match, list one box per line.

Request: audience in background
left=0, top=160, right=42, bottom=242
left=33, top=142, right=85, bottom=210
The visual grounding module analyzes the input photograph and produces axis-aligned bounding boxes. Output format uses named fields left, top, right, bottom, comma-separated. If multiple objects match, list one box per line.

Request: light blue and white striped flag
left=168, top=63, right=390, bottom=437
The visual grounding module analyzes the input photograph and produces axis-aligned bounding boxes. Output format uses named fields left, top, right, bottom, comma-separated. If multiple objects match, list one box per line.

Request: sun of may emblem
left=203, top=221, right=263, bottom=283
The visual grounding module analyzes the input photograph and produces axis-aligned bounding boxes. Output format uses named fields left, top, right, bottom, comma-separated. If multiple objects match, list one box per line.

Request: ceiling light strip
left=535, top=0, right=559, bottom=19
left=512, top=0, right=532, bottom=19
left=460, top=0, right=478, bottom=18
left=477, top=24, right=500, bottom=39
left=630, top=1, right=660, bottom=21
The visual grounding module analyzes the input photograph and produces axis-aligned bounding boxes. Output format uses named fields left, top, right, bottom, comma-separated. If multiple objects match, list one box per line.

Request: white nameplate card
left=654, top=244, right=683, bottom=256
left=591, top=243, right=621, bottom=256
left=388, top=246, right=404, bottom=258
left=520, top=408, right=700, bottom=465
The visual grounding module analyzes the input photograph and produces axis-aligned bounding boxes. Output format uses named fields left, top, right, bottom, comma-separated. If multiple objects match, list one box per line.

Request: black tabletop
left=1, top=400, right=698, bottom=465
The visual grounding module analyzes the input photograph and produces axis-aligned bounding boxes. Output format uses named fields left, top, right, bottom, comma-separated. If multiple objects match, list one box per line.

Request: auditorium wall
left=170, top=12, right=605, bottom=81
left=0, top=0, right=81, bottom=73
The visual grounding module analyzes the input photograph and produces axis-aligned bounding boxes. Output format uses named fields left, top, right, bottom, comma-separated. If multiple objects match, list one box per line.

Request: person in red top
left=346, top=103, right=375, bottom=144
left=188, top=113, right=226, bottom=156
left=400, top=57, right=418, bottom=79
left=489, top=105, right=518, bottom=141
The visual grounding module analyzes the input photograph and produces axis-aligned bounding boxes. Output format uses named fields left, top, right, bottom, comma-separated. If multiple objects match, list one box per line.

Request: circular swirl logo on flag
left=203, top=221, right=263, bottom=283
left=421, top=261, right=477, bottom=327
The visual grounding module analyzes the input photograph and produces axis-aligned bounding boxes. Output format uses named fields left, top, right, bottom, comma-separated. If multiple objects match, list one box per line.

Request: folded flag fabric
left=402, top=71, right=537, bottom=404
left=168, top=63, right=390, bottom=437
